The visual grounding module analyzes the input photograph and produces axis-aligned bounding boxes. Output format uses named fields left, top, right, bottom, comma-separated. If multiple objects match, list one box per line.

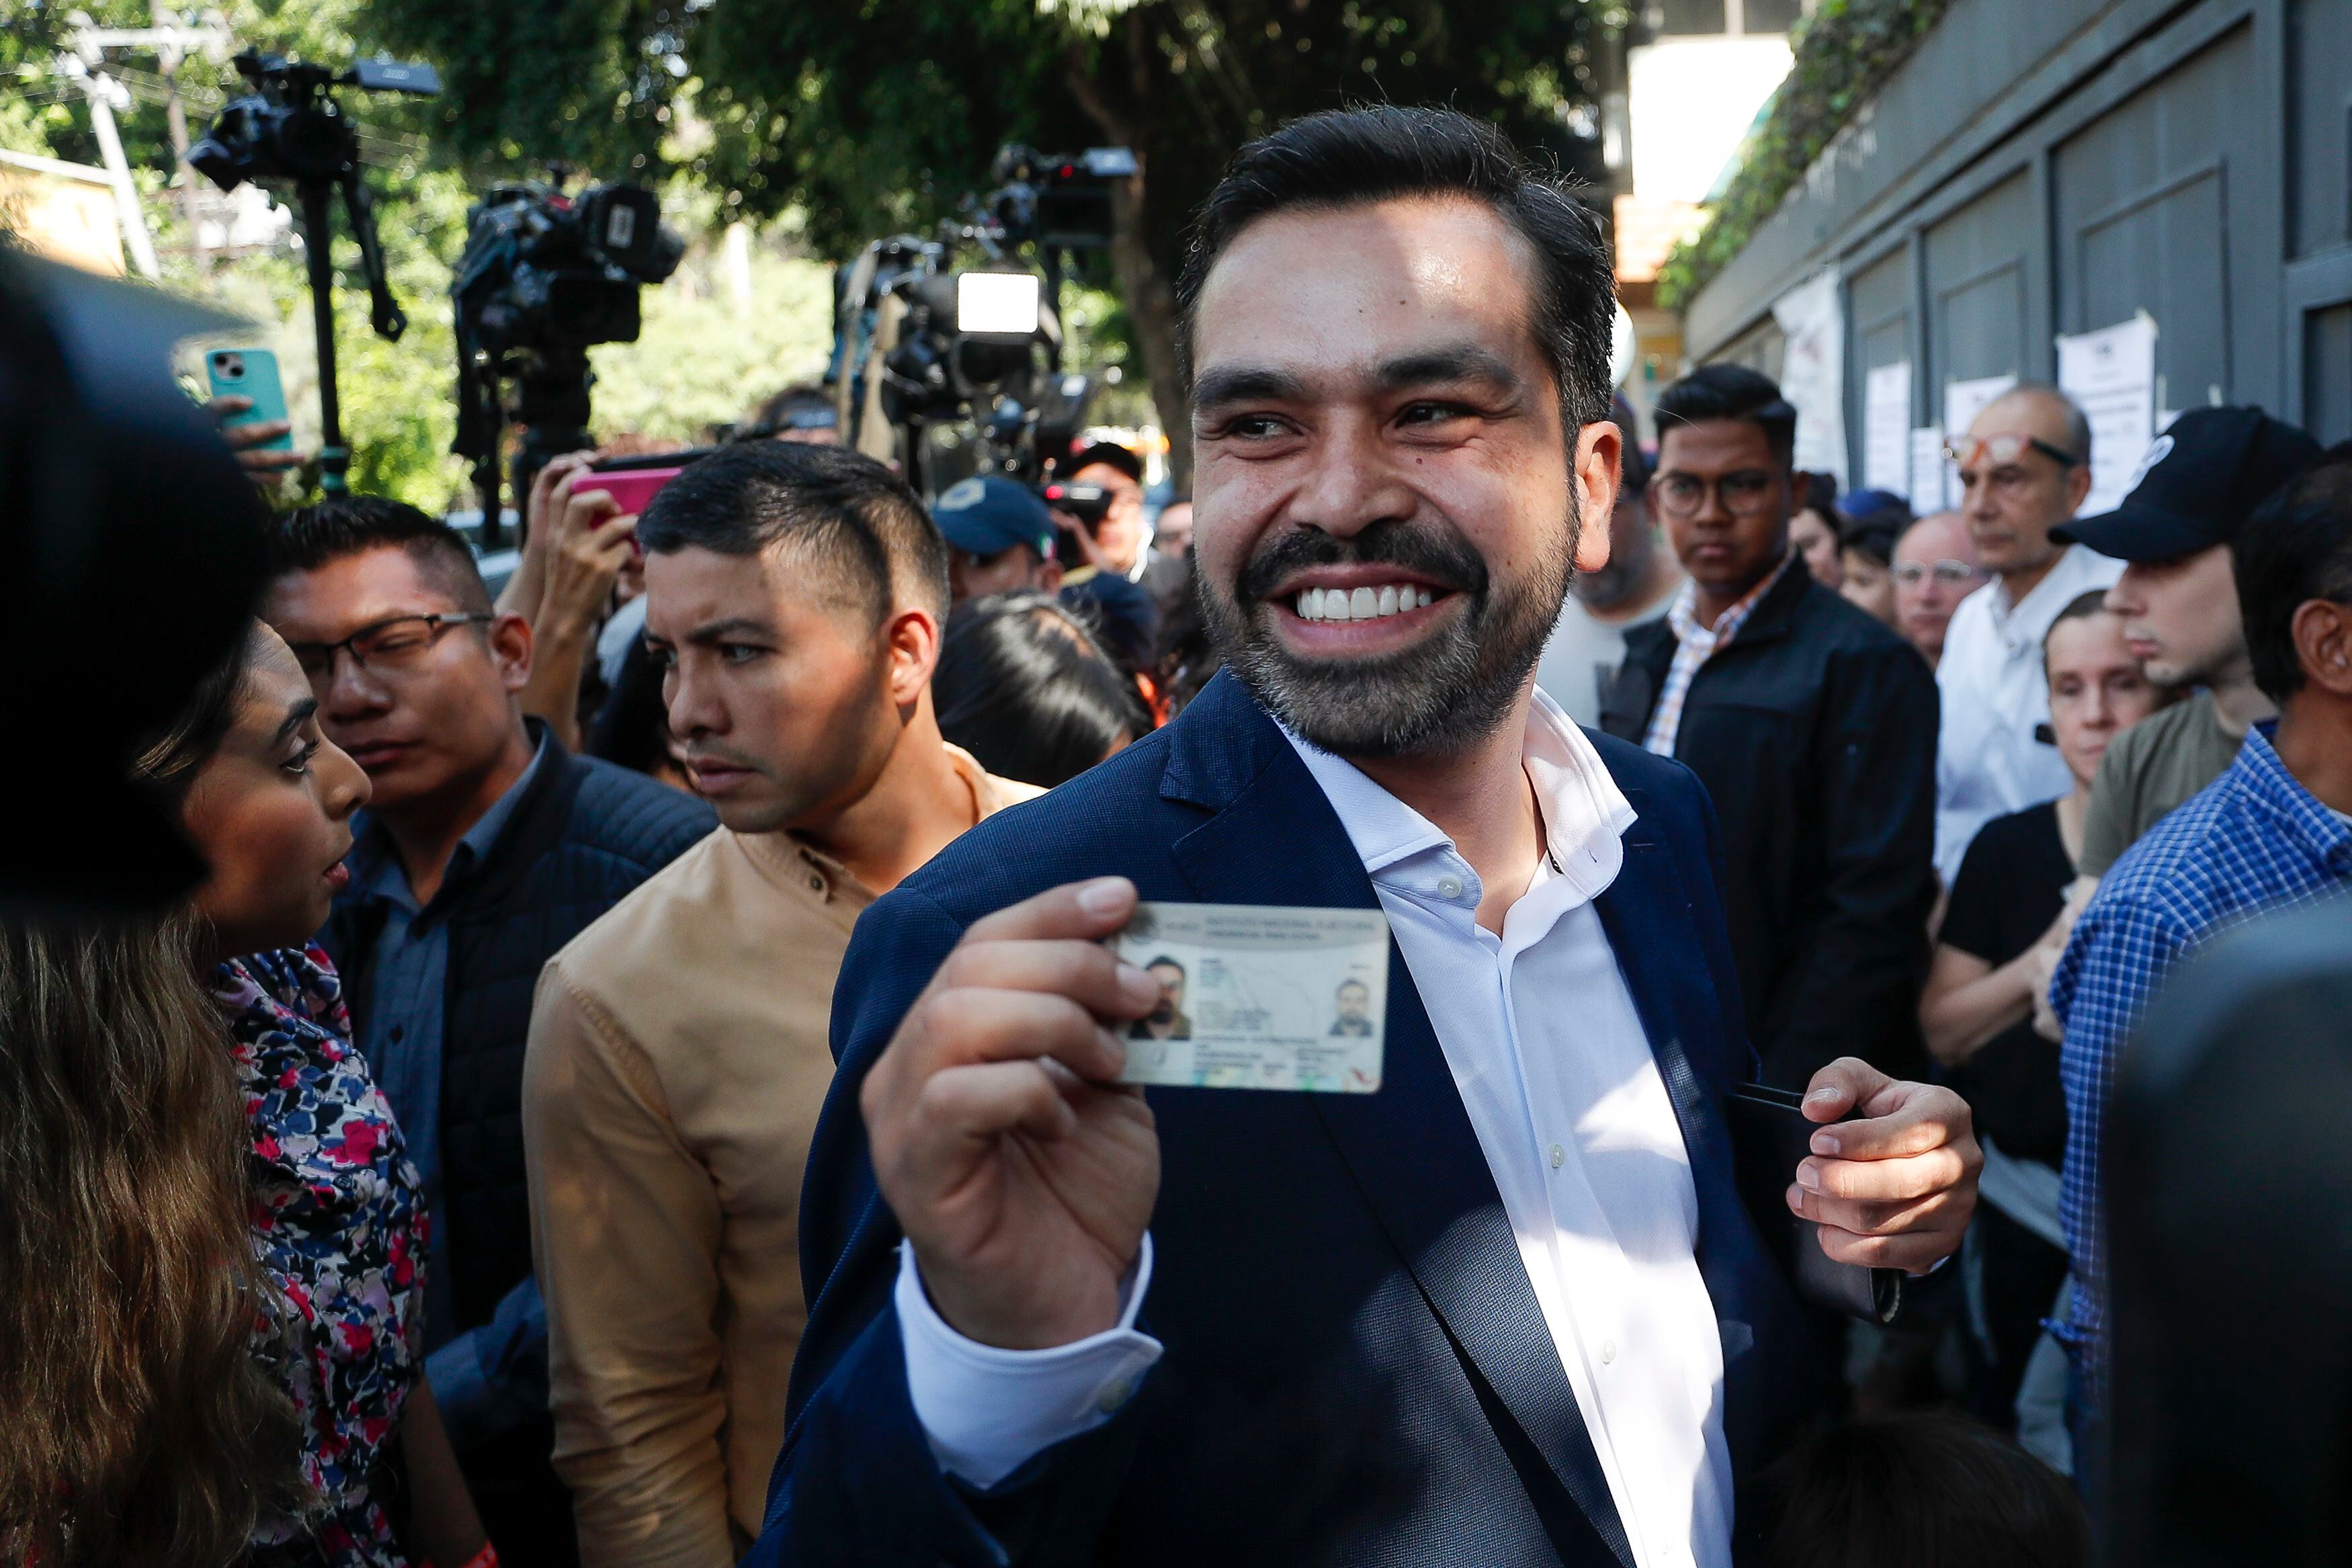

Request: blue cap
left=932, top=475, right=1055, bottom=559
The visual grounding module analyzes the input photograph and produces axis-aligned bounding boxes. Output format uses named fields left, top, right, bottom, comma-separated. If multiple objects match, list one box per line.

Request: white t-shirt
left=1535, top=582, right=1679, bottom=729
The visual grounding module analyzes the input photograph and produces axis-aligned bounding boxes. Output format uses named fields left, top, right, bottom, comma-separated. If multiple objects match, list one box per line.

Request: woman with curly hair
left=1, top=623, right=489, bottom=1567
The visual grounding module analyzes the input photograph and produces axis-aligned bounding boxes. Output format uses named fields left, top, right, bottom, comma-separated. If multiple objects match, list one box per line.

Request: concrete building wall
left=1682, top=0, right=2352, bottom=464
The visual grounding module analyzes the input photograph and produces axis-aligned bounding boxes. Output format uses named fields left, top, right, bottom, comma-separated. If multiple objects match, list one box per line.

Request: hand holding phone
left=203, top=347, right=306, bottom=482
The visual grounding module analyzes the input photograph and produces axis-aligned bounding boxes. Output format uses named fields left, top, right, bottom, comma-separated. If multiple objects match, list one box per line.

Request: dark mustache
left=1234, top=519, right=1490, bottom=609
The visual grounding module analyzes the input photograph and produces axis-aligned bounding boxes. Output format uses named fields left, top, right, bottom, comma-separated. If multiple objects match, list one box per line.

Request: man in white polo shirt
left=1933, top=384, right=2124, bottom=883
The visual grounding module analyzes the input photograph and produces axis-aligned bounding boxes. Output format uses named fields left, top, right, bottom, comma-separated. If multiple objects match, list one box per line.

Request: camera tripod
left=187, top=50, right=437, bottom=492
left=294, top=167, right=403, bottom=492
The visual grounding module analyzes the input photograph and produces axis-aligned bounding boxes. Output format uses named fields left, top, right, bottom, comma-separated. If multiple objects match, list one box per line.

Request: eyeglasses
left=1650, top=469, right=1779, bottom=520
left=1891, top=560, right=1988, bottom=587
left=1942, top=433, right=2079, bottom=472
left=288, top=613, right=495, bottom=686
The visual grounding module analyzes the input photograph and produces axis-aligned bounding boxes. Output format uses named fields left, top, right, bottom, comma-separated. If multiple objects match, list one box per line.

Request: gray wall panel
left=1925, top=173, right=2034, bottom=398
left=2053, top=24, right=2263, bottom=408
left=2287, top=0, right=2352, bottom=259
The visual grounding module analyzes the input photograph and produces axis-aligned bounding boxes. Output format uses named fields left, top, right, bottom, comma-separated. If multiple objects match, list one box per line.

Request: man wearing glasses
left=263, top=496, right=714, bottom=1567
left=1601, top=364, right=1939, bottom=1087
left=1933, top=386, right=2120, bottom=885
left=1890, top=510, right=1986, bottom=668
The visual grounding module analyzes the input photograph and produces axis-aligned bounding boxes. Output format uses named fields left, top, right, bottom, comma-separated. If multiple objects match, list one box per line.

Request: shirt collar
left=1989, top=542, right=2089, bottom=627
left=2237, top=721, right=2352, bottom=867
left=1279, top=687, right=1638, bottom=910
left=351, top=732, right=550, bottom=914
left=1665, top=550, right=1792, bottom=649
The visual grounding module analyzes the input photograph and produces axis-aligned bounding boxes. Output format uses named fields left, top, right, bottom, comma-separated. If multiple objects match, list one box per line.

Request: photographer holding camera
left=1046, top=441, right=1162, bottom=675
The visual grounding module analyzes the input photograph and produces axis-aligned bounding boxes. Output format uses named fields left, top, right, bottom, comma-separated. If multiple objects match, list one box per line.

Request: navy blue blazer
left=749, top=671, right=1838, bottom=1567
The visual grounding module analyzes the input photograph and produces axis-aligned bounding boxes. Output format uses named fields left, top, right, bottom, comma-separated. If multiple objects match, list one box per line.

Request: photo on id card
left=1112, top=902, right=1390, bottom=1093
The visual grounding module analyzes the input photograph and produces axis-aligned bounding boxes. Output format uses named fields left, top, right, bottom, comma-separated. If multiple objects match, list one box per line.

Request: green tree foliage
left=362, top=0, right=1626, bottom=481
left=1654, top=0, right=1954, bottom=310
left=8, top=0, right=1626, bottom=499
left=3, top=0, right=835, bottom=509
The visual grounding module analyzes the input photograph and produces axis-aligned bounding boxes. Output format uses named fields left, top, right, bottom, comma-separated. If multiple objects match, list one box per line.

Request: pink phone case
left=579, top=466, right=682, bottom=517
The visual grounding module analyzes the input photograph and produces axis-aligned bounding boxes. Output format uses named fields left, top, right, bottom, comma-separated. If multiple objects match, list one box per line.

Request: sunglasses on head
left=1942, top=433, right=2079, bottom=471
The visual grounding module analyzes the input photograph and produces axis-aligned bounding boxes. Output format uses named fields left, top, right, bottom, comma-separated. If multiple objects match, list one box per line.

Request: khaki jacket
left=521, top=747, right=1040, bottom=1564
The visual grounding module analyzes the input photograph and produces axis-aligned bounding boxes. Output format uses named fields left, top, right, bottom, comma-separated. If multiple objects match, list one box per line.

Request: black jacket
left=322, top=727, right=714, bottom=1326
left=1599, top=560, right=1937, bottom=1087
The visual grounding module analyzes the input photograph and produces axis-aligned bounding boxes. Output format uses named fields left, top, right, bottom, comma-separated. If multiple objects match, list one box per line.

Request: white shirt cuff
left=895, top=1233, right=1165, bottom=1489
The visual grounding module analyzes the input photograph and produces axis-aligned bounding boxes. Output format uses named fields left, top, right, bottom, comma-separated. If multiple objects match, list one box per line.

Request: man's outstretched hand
left=1786, top=1057, right=1980, bottom=1276
left=862, top=877, right=1165, bottom=1351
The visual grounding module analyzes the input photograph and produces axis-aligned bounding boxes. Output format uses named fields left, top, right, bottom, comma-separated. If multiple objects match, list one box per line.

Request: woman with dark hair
left=1790, top=470, right=1845, bottom=589
left=1837, top=510, right=1908, bottom=628
left=0, top=624, right=489, bottom=1567
left=933, top=591, right=1149, bottom=788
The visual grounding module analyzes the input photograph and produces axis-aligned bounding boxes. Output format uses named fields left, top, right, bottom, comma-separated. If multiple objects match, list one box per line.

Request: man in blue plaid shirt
left=2051, top=447, right=2352, bottom=1469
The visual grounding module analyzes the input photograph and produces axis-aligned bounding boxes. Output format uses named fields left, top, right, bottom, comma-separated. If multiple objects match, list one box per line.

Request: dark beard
left=1198, top=508, right=1577, bottom=758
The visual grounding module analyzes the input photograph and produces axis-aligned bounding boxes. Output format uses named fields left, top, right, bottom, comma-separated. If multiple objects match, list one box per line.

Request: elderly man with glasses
left=263, top=495, right=714, bottom=1568
left=1933, top=386, right=2122, bottom=885
left=1600, top=363, right=1940, bottom=1087
left=1891, top=509, right=1987, bottom=668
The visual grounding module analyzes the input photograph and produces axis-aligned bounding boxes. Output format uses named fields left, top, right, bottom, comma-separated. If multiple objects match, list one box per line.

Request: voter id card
left=1111, top=902, right=1389, bottom=1092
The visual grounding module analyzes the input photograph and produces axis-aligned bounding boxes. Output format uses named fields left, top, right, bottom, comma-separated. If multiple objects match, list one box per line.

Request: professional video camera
left=187, top=48, right=439, bottom=491
left=452, top=177, right=685, bottom=539
left=833, top=143, right=1136, bottom=499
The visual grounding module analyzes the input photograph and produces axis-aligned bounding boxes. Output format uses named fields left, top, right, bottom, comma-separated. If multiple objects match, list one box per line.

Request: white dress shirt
left=1933, top=543, right=2123, bottom=882
left=898, top=689, right=1731, bottom=1568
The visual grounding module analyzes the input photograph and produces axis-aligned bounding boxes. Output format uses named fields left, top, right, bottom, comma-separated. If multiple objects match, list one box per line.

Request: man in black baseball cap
left=2052, top=405, right=2322, bottom=880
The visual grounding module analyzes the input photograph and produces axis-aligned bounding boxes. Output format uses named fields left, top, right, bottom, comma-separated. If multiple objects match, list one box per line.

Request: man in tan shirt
left=523, top=441, right=1039, bottom=1564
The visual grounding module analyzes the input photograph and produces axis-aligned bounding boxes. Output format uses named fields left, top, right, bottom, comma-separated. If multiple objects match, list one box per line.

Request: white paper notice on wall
left=1863, top=361, right=1912, bottom=494
left=2056, top=313, right=2158, bottom=519
left=1941, top=374, right=2019, bottom=453
left=1771, top=268, right=1847, bottom=486
left=1908, top=427, right=1949, bottom=514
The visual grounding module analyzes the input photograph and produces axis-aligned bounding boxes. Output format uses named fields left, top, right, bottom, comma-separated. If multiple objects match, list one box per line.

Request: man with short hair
left=1154, top=498, right=1195, bottom=558
left=2054, top=407, right=2322, bottom=879
left=1128, top=957, right=1191, bottom=1041
left=2051, top=446, right=2352, bottom=1468
left=1058, top=439, right=1152, bottom=578
left=1052, top=439, right=1165, bottom=668
left=523, top=441, right=1038, bottom=1562
left=749, top=382, right=842, bottom=445
left=1890, top=510, right=1983, bottom=668
left=1534, top=394, right=1681, bottom=726
left=935, top=474, right=1064, bottom=603
left=749, top=105, right=1976, bottom=1568
left=263, top=498, right=716, bottom=1564
left=1330, top=976, right=1375, bottom=1036
left=1934, top=386, right=2124, bottom=882
left=1601, top=363, right=1939, bottom=1086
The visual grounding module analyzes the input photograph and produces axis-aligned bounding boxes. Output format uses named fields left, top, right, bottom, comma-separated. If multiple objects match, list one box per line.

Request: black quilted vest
left=322, top=726, right=715, bottom=1332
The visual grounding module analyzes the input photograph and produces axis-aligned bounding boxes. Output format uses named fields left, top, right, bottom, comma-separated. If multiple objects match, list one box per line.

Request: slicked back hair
left=1654, top=363, right=1800, bottom=469
left=636, top=441, right=950, bottom=623
left=269, top=496, right=492, bottom=613
left=2235, top=443, right=2352, bottom=702
left=1175, top=105, right=1618, bottom=435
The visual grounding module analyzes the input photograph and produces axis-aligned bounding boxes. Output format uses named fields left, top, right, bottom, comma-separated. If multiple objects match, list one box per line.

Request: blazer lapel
left=1161, top=675, right=1634, bottom=1567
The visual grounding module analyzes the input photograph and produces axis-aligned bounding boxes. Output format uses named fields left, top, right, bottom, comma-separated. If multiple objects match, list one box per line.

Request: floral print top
left=213, top=945, right=429, bottom=1568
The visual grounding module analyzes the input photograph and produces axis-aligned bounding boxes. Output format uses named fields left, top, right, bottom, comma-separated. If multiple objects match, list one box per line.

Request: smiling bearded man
left=745, top=106, right=1979, bottom=1568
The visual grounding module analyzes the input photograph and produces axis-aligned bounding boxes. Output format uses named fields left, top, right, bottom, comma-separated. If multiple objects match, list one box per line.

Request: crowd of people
left=5, top=101, right=2350, bottom=1568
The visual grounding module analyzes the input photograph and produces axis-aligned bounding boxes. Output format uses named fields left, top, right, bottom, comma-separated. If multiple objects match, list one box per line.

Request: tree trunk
left=1065, top=21, right=1193, bottom=490
left=1107, top=171, right=1191, bottom=490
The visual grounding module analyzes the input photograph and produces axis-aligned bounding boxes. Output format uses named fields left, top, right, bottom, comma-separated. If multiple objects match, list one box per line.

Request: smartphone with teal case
left=204, top=347, right=293, bottom=451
